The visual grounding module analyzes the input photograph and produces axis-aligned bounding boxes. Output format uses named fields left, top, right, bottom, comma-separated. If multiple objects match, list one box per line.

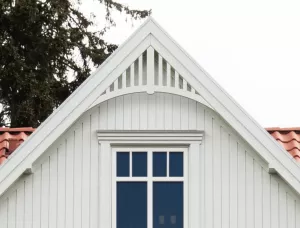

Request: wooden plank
left=139, top=93, right=148, bottom=130
left=156, top=93, right=164, bottom=129
left=188, top=99, right=196, bottom=130
left=73, top=124, right=83, bottom=228
left=180, top=97, right=189, bottom=129
left=16, top=182, right=25, bottom=228
left=279, top=184, right=287, bottom=228
left=99, top=143, right=112, bottom=228
left=164, top=93, right=173, bottom=130
left=229, top=137, right=238, bottom=228
left=175, top=71, right=179, bottom=88
left=32, top=168, right=41, bottom=228
left=90, top=110, right=99, bottom=228
left=99, top=101, right=108, bottom=130
left=81, top=117, right=91, bottom=228
left=270, top=177, right=279, bottom=228
left=221, top=129, right=231, bottom=228
left=65, top=134, right=74, bottom=228
left=262, top=170, right=271, bottom=228
left=122, top=71, right=126, bottom=89
left=166, top=63, right=171, bottom=87
left=254, top=161, right=262, bottom=228
left=40, top=158, right=50, bottom=228
left=124, top=94, right=132, bottom=130
left=130, top=63, right=135, bottom=87
left=172, top=95, right=181, bottom=130
left=196, top=103, right=205, bottom=130
left=213, top=120, right=221, bottom=228
left=237, top=143, right=246, bottom=228
left=148, top=94, right=156, bottom=129
left=24, top=176, right=33, bottom=228
left=57, top=143, right=66, bottom=228
left=8, top=190, right=16, bottom=228
left=287, top=193, right=296, bottom=228
left=189, top=143, right=200, bottom=228
left=138, top=55, right=143, bottom=86
left=131, top=93, right=140, bottom=130
left=158, top=55, right=163, bottom=86
left=115, top=96, right=124, bottom=130
left=183, top=79, right=187, bottom=91
left=0, top=198, right=8, bottom=227
left=245, top=152, right=254, bottom=228
left=204, top=113, right=213, bottom=228
left=48, top=149, right=58, bottom=228
left=147, top=47, right=155, bottom=89
left=107, top=98, right=116, bottom=130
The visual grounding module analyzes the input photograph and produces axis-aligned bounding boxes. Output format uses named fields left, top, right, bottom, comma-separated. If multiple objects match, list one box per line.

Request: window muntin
left=113, top=148, right=187, bottom=228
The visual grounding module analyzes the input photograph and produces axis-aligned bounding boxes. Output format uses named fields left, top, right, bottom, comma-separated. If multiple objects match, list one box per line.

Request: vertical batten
left=147, top=46, right=155, bottom=94
left=189, top=143, right=200, bottom=228
left=99, top=143, right=112, bottom=228
left=166, top=63, right=171, bottom=87
left=183, top=79, right=187, bottom=91
left=191, top=87, right=195, bottom=93
left=122, top=71, right=126, bottom=89
left=138, top=55, right=143, bottom=86
left=158, top=55, right=163, bottom=86
left=130, top=63, right=135, bottom=87
left=175, top=71, right=179, bottom=88
left=114, top=79, right=118, bottom=91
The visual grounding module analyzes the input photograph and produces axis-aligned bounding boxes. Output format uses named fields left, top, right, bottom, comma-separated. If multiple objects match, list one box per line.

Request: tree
left=0, top=0, right=150, bottom=127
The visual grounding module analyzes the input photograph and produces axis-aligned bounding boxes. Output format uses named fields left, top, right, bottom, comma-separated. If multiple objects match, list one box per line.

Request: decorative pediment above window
left=97, top=130, right=204, bottom=145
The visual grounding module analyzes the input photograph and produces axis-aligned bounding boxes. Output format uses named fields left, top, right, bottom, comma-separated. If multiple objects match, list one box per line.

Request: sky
left=83, top=0, right=300, bottom=127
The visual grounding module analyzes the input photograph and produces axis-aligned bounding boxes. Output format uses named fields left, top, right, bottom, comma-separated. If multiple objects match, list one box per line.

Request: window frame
left=112, top=147, right=188, bottom=228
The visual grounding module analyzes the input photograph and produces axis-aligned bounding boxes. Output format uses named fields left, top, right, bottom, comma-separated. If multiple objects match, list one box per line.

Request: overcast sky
left=83, top=0, right=300, bottom=128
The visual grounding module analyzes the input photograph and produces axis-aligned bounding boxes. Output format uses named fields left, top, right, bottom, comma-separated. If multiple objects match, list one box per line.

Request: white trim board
left=0, top=17, right=300, bottom=196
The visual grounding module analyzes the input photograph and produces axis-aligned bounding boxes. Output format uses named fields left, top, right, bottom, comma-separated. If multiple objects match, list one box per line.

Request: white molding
left=97, top=130, right=204, bottom=144
left=89, top=85, right=213, bottom=110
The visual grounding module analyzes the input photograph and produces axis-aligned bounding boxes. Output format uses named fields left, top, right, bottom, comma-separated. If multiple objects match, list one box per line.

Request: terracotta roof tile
left=0, top=128, right=35, bottom=165
left=266, top=127, right=300, bottom=162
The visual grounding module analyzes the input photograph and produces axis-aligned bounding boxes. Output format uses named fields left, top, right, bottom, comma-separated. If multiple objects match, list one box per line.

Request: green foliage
left=0, top=0, right=150, bottom=127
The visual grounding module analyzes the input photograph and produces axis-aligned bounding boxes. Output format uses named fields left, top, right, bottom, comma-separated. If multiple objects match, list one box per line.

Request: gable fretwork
left=89, top=46, right=212, bottom=110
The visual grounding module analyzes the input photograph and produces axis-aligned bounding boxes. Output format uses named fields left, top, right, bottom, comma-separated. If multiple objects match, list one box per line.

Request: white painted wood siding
left=0, top=93, right=300, bottom=228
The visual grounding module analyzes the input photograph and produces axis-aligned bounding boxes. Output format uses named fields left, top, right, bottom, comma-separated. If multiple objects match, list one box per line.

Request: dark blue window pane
left=117, top=182, right=147, bottom=228
left=169, top=152, right=183, bottom=177
left=132, top=152, right=147, bottom=177
left=117, top=152, right=129, bottom=177
left=153, top=182, right=183, bottom=228
left=153, top=152, right=167, bottom=177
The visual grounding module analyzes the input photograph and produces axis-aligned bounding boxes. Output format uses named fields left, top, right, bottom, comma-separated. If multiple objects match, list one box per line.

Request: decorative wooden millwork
left=91, top=46, right=212, bottom=109
left=101, top=47, right=199, bottom=95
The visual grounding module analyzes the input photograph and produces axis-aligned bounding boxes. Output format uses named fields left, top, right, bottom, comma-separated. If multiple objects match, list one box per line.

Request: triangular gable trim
left=0, top=17, right=300, bottom=196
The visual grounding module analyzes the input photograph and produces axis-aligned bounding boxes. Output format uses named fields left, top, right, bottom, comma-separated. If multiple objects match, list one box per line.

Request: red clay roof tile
left=266, top=127, right=300, bottom=162
left=0, top=128, right=34, bottom=165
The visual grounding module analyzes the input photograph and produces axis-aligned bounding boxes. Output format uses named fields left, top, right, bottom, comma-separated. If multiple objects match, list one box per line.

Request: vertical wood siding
left=0, top=92, right=299, bottom=227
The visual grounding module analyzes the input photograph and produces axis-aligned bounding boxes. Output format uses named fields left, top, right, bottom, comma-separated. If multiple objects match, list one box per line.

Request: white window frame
left=97, top=130, right=204, bottom=228
left=112, top=147, right=188, bottom=228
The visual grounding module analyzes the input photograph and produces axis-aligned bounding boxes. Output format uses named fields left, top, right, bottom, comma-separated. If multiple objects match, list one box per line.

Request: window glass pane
left=132, top=152, right=147, bottom=177
left=117, top=182, right=147, bottom=228
left=153, top=182, right=183, bottom=228
left=117, top=152, right=129, bottom=177
left=153, top=152, right=167, bottom=177
left=169, top=152, right=183, bottom=177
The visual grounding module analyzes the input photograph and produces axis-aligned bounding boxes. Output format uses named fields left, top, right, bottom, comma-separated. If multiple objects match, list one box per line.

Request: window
left=112, top=148, right=188, bottom=228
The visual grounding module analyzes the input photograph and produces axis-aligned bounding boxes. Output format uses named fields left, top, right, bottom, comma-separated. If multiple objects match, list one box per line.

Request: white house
left=0, top=17, right=300, bottom=228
